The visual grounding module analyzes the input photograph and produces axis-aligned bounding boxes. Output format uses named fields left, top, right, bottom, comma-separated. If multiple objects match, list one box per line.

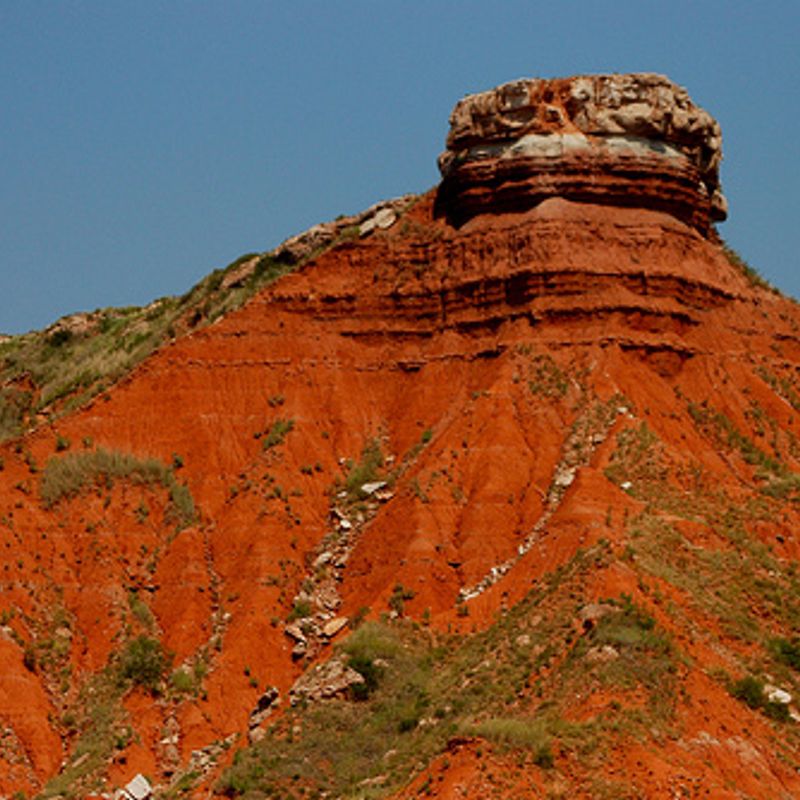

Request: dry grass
left=40, top=448, right=195, bottom=526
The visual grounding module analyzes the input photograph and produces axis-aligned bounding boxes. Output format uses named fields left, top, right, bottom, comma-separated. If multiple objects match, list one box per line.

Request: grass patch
left=286, top=598, right=312, bottom=622
left=0, top=238, right=332, bottom=443
left=756, top=367, right=800, bottom=413
left=217, top=543, right=660, bottom=798
left=723, top=244, right=778, bottom=294
left=604, top=423, right=664, bottom=489
left=462, top=717, right=555, bottom=766
left=128, top=591, right=155, bottom=630
left=40, top=672, right=131, bottom=798
left=526, top=353, right=570, bottom=399
left=41, top=632, right=170, bottom=796
left=342, top=438, right=385, bottom=501
left=40, top=448, right=195, bottom=527
left=688, top=402, right=784, bottom=474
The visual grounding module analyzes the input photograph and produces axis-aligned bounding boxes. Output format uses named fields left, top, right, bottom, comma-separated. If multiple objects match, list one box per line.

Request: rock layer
left=437, top=73, right=726, bottom=232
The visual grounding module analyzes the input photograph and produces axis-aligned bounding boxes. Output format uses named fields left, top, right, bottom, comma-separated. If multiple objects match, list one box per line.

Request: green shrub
left=534, top=741, right=555, bottom=768
left=729, top=673, right=792, bottom=722
left=171, top=668, right=196, bottom=694
left=261, top=418, right=295, bottom=450
left=343, top=438, right=384, bottom=501
left=287, top=599, right=312, bottom=622
left=770, top=637, right=800, bottom=671
left=348, top=654, right=382, bottom=701
left=730, top=675, right=766, bottom=709
left=764, top=700, right=792, bottom=722
left=389, top=583, right=415, bottom=616
left=118, top=636, right=169, bottom=693
left=47, top=328, right=73, bottom=348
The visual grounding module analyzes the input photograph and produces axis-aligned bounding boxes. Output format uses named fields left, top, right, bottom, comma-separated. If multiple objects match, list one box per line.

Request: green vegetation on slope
left=722, top=244, right=780, bottom=294
left=39, top=634, right=172, bottom=799
left=0, top=251, right=306, bottom=443
left=40, top=447, right=196, bottom=527
left=219, top=543, right=682, bottom=799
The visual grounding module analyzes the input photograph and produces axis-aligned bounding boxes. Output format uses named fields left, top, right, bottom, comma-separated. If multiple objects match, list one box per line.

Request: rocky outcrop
left=288, top=656, right=364, bottom=705
left=271, top=195, right=416, bottom=264
left=437, top=73, right=726, bottom=233
left=6, top=73, right=800, bottom=800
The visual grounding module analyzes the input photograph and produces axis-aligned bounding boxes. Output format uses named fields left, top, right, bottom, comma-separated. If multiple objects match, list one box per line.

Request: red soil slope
left=3, top=76, right=800, bottom=799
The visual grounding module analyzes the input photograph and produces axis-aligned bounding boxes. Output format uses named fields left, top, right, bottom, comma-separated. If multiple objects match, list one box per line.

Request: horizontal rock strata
left=437, top=73, right=726, bottom=232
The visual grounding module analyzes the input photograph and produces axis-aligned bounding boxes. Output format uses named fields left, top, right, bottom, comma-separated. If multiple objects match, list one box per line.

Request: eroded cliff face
left=2, top=75, right=800, bottom=799
left=437, top=73, right=726, bottom=232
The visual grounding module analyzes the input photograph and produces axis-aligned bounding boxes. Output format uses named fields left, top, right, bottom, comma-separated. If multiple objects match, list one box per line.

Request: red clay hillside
left=2, top=73, right=800, bottom=799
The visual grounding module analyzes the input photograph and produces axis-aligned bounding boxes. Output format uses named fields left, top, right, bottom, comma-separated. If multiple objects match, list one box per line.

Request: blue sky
left=2, top=1, right=799, bottom=334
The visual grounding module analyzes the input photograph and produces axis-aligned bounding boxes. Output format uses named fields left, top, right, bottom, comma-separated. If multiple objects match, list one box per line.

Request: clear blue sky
left=2, top=1, right=799, bottom=334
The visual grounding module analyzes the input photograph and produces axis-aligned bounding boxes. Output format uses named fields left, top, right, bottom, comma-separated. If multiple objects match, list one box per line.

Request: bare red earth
left=2, top=185, right=800, bottom=797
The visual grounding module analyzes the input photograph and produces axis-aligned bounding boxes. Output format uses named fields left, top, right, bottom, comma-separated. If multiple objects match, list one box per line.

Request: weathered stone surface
left=321, top=616, right=349, bottom=638
left=248, top=686, right=280, bottom=733
left=120, top=773, right=152, bottom=800
left=46, top=312, right=100, bottom=340
left=765, top=685, right=792, bottom=705
left=359, top=207, right=397, bottom=236
left=220, top=255, right=261, bottom=290
left=289, top=656, right=364, bottom=704
left=284, top=623, right=306, bottom=643
left=586, top=644, right=619, bottom=664
left=273, top=195, right=415, bottom=264
left=437, top=73, right=726, bottom=232
left=360, top=481, right=387, bottom=496
left=252, top=686, right=280, bottom=716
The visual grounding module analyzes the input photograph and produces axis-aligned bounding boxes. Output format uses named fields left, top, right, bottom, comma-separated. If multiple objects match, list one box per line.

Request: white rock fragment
left=359, top=207, right=397, bottom=236
left=553, top=469, right=576, bottom=488
left=322, top=616, right=349, bottom=638
left=765, top=685, right=792, bottom=705
left=360, top=481, right=387, bottom=496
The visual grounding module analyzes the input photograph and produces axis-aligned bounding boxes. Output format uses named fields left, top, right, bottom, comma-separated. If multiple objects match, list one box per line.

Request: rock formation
left=437, top=73, right=726, bottom=232
left=3, top=74, right=800, bottom=799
